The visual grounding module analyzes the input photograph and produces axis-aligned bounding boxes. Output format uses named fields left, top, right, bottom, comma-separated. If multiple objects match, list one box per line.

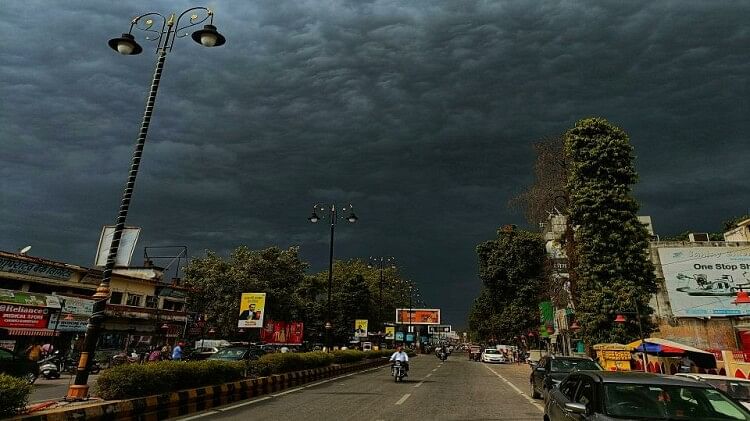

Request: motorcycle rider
left=439, top=344, right=448, bottom=360
left=389, top=345, right=409, bottom=376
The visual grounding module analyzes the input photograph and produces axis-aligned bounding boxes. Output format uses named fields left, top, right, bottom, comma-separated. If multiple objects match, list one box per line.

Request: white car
left=676, top=373, right=750, bottom=410
left=481, top=349, right=507, bottom=363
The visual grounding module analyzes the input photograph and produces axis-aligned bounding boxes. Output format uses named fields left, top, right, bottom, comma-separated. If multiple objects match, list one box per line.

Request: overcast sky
left=1, top=0, right=748, bottom=327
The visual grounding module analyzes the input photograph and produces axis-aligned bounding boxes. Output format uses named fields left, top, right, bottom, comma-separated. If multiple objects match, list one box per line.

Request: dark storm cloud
left=2, top=0, right=749, bottom=326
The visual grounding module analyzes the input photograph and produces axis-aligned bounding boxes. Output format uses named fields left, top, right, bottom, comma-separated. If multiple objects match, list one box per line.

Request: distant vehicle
left=481, top=349, right=507, bottom=364
left=194, top=339, right=232, bottom=349
left=546, top=371, right=750, bottom=420
left=530, top=355, right=601, bottom=399
left=187, top=346, right=220, bottom=361
left=469, top=346, right=481, bottom=361
left=0, top=347, right=38, bottom=384
left=676, top=373, right=750, bottom=411
left=207, top=346, right=265, bottom=361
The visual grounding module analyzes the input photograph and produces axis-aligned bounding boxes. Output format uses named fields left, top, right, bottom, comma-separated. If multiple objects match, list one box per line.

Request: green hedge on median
left=97, top=350, right=389, bottom=399
left=0, top=373, right=33, bottom=417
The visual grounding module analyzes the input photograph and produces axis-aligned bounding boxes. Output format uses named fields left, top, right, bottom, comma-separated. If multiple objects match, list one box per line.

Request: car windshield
left=705, top=379, right=750, bottom=403
left=605, top=383, right=750, bottom=420
left=550, top=359, right=601, bottom=372
left=485, top=350, right=499, bottom=354
left=210, top=348, right=247, bottom=359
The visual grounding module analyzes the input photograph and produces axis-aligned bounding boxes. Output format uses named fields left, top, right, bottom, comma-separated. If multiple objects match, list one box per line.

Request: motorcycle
left=439, top=351, right=447, bottom=361
left=392, top=360, right=406, bottom=382
left=38, top=353, right=61, bottom=379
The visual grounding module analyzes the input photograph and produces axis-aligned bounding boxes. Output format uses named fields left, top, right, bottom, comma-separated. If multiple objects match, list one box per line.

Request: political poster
left=385, top=326, right=395, bottom=340
left=238, top=293, right=266, bottom=328
left=658, top=247, right=750, bottom=317
left=395, top=309, right=440, bottom=325
left=354, top=319, right=368, bottom=337
left=260, top=319, right=304, bottom=345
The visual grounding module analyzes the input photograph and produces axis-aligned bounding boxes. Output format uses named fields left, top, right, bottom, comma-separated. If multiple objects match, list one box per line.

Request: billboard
left=395, top=309, right=440, bottom=325
left=47, top=296, right=95, bottom=332
left=260, top=320, right=304, bottom=345
left=354, top=319, right=368, bottom=337
left=238, top=293, right=266, bottom=328
left=428, top=325, right=452, bottom=334
left=385, top=326, right=395, bottom=340
left=658, top=247, right=750, bottom=317
left=94, top=226, right=141, bottom=267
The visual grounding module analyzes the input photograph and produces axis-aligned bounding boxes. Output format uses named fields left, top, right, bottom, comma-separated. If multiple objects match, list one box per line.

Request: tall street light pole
left=615, top=300, right=649, bottom=372
left=368, top=256, right=395, bottom=341
left=66, top=8, right=226, bottom=401
left=309, top=204, right=358, bottom=352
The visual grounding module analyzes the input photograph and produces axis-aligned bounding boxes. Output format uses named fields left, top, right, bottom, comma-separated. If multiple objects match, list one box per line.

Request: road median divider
left=8, top=350, right=396, bottom=421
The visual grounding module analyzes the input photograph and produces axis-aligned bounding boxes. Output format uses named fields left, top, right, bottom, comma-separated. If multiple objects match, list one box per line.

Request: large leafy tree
left=183, top=246, right=307, bottom=338
left=564, top=117, right=657, bottom=345
left=469, top=228, right=546, bottom=343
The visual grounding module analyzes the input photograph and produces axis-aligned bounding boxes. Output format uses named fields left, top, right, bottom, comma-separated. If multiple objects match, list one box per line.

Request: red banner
left=0, top=304, right=51, bottom=329
left=260, top=320, right=304, bottom=345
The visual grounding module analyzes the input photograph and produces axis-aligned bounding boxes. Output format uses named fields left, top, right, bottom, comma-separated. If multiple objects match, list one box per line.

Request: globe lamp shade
left=108, top=33, right=143, bottom=55
left=191, top=24, right=226, bottom=47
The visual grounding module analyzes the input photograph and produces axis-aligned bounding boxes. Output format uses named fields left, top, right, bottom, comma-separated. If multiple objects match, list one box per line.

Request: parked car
left=676, top=373, right=750, bottom=411
left=545, top=370, right=750, bottom=420
left=186, top=346, right=220, bottom=361
left=481, top=348, right=507, bottom=364
left=530, top=355, right=601, bottom=399
left=0, top=347, right=39, bottom=384
left=207, top=346, right=265, bottom=361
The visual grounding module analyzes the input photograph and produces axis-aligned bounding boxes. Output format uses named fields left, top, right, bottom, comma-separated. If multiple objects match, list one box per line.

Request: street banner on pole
left=354, top=319, right=368, bottom=337
left=385, top=326, right=395, bottom=340
left=238, top=293, right=266, bottom=328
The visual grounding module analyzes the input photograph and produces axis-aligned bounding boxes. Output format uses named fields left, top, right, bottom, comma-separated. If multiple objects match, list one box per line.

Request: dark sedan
left=545, top=371, right=750, bottom=420
left=531, top=355, right=601, bottom=399
left=207, top=346, right=265, bottom=361
left=0, top=347, right=39, bottom=384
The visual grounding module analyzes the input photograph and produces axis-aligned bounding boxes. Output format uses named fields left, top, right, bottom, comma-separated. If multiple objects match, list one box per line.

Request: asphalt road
left=173, top=354, right=544, bottom=421
left=30, top=374, right=99, bottom=403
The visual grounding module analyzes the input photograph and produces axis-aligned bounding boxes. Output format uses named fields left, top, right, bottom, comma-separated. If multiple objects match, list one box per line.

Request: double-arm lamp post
left=66, top=8, right=226, bottom=401
left=614, top=301, right=649, bottom=373
left=308, top=204, right=358, bottom=351
left=368, top=256, right=396, bottom=337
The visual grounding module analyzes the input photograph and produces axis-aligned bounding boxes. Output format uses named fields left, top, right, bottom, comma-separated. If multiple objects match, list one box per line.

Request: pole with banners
left=238, top=293, right=266, bottom=329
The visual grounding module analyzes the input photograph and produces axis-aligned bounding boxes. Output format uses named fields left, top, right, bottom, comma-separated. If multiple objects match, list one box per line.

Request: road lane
left=174, top=355, right=543, bottom=420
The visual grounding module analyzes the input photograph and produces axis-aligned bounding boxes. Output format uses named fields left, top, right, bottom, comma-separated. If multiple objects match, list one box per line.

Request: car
left=530, top=355, right=602, bottom=400
left=207, top=346, right=265, bottom=361
left=186, top=346, right=220, bottom=361
left=481, top=349, right=507, bottom=363
left=545, top=370, right=750, bottom=420
left=676, top=373, right=750, bottom=411
left=0, top=347, right=39, bottom=384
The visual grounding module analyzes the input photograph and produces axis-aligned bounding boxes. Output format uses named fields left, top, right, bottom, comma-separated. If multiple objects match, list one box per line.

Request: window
left=559, top=376, right=580, bottom=400
left=551, top=358, right=602, bottom=372
left=126, top=294, right=143, bottom=307
left=575, top=379, right=595, bottom=409
left=162, top=300, right=185, bottom=311
left=145, top=296, right=158, bottom=308
left=110, top=292, right=123, bottom=305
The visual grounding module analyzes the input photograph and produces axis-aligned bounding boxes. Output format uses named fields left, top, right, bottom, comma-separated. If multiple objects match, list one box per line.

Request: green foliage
left=257, top=351, right=334, bottom=373
left=469, top=229, right=546, bottom=343
left=331, top=349, right=368, bottom=364
left=564, top=117, right=657, bottom=346
left=183, top=246, right=308, bottom=338
left=0, top=374, right=32, bottom=417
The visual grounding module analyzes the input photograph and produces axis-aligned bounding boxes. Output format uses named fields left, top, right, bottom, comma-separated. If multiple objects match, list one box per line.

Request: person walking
left=171, top=342, right=184, bottom=361
left=25, top=342, right=43, bottom=362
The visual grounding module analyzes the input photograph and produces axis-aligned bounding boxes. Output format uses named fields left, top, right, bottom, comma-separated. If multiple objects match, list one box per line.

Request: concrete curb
left=11, top=359, right=390, bottom=421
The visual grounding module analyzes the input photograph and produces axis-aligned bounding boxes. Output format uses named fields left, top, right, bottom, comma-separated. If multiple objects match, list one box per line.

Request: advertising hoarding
left=354, top=319, right=368, bottom=337
left=395, top=309, right=440, bottom=325
left=385, top=326, right=395, bottom=340
left=658, top=247, right=750, bottom=317
left=260, top=320, right=304, bottom=345
left=238, top=293, right=266, bottom=328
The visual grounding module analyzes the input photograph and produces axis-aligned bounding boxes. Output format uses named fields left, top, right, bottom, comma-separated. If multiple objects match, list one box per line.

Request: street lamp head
left=308, top=212, right=320, bottom=223
left=108, top=33, right=143, bottom=55
left=191, top=24, right=226, bottom=47
left=346, top=212, right=358, bottom=223
left=614, top=314, right=627, bottom=323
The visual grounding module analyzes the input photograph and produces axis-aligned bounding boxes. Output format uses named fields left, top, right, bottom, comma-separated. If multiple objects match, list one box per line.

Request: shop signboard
left=46, top=296, right=95, bottom=332
left=0, top=304, right=51, bottom=328
left=0, top=258, right=72, bottom=281
left=260, top=320, right=304, bottom=345
left=395, top=309, right=440, bottom=325
left=0, top=289, right=61, bottom=308
left=354, top=319, right=368, bottom=337
left=658, top=247, right=750, bottom=317
left=238, top=293, right=266, bottom=328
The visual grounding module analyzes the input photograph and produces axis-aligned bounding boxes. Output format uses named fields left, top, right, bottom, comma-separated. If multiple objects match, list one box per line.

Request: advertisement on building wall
left=658, top=247, right=750, bottom=317
left=238, top=293, right=266, bottom=328
left=0, top=305, right=51, bottom=328
left=260, top=320, right=304, bottom=345
left=395, top=309, right=440, bottom=325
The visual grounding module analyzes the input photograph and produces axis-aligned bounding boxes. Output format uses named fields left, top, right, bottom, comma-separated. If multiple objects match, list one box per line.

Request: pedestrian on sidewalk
left=172, top=341, right=184, bottom=361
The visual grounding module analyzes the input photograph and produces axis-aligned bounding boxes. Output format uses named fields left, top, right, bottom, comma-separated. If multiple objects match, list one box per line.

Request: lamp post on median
left=308, top=203, right=358, bottom=352
left=368, top=256, right=396, bottom=341
left=66, top=8, right=226, bottom=401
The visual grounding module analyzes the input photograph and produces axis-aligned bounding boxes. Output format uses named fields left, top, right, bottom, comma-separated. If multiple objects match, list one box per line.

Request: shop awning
left=6, top=328, right=60, bottom=336
left=626, top=337, right=716, bottom=368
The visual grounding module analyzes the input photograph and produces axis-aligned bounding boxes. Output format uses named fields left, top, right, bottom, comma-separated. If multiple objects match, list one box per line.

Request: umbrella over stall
left=625, top=337, right=717, bottom=369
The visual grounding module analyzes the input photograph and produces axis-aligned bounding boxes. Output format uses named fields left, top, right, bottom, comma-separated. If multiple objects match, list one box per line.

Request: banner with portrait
left=354, top=319, right=368, bottom=337
left=238, top=293, right=266, bottom=328
left=260, top=319, right=304, bottom=345
left=384, top=326, right=395, bottom=340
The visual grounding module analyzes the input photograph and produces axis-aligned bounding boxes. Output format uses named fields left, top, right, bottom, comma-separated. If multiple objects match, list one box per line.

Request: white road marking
left=484, top=365, right=544, bottom=412
left=272, top=386, right=304, bottom=397
left=413, top=381, right=424, bottom=388
left=217, top=396, right=272, bottom=411
left=177, top=412, right=218, bottom=421
left=395, top=393, right=412, bottom=405
left=425, top=373, right=432, bottom=378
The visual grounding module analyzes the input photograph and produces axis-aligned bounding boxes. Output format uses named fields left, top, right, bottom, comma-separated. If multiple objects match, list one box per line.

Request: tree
left=183, top=246, right=308, bottom=338
left=468, top=228, right=546, bottom=343
left=564, top=117, right=657, bottom=346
